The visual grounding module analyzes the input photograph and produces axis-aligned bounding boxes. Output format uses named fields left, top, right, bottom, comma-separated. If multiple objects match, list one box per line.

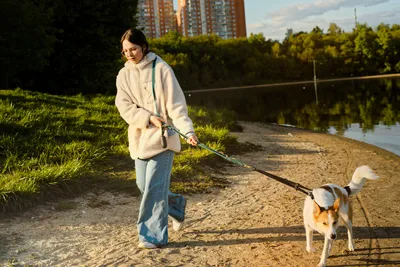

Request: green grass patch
left=0, top=88, right=257, bottom=214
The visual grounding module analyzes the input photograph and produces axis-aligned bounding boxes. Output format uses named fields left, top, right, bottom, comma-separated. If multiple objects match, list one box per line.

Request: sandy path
left=1, top=122, right=399, bottom=266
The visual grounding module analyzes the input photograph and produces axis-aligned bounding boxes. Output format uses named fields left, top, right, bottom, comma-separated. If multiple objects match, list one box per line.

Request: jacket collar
left=124, top=52, right=156, bottom=70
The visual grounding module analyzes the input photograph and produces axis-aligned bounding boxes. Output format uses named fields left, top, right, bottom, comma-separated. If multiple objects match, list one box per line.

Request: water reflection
left=329, top=123, right=400, bottom=155
left=186, top=77, right=400, bottom=155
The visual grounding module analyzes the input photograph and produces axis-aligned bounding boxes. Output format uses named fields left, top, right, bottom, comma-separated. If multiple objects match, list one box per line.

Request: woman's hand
left=186, top=134, right=198, bottom=146
left=149, top=115, right=165, bottom=128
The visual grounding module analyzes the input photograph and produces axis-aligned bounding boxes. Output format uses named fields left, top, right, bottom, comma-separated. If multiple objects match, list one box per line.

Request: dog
left=303, top=165, right=379, bottom=267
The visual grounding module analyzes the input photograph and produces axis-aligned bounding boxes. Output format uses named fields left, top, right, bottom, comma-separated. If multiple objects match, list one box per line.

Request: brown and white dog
left=303, top=165, right=379, bottom=267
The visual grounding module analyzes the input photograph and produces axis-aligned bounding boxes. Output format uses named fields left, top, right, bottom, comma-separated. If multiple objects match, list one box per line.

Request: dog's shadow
left=328, top=247, right=400, bottom=266
left=183, top=225, right=400, bottom=242
left=168, top=225, right=400, bottom=265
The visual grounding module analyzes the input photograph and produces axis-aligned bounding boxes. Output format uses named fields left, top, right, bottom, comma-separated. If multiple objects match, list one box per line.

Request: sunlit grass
left=0, top=88, right=246, bottom=213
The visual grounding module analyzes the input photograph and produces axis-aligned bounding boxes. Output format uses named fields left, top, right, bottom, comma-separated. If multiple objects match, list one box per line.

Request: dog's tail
left=346, top=165, right=379, bottom=196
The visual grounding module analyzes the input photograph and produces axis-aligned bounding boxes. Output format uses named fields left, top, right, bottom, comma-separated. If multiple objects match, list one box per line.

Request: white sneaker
left=172, top=217, right=184, bottom=231
left=138, top=241, right=158, bottom=249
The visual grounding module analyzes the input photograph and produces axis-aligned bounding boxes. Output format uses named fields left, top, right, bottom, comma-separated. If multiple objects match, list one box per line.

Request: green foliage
left=0, top=0, right=56, bottom=88
left=0, top=89, right=240, bottom=212
left=148, top=23, right=400, bottom=90
left=0, top=0, right=138, bottom=93
left=0, top=89, right=126, bottom=211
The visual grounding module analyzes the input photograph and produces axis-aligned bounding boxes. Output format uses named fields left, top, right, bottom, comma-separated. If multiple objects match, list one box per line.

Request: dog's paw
left=348, top=244, right=355, bottom=252
left=317, top=262, right=326, bottom=267
left=306, top=246, right=316, bottom=253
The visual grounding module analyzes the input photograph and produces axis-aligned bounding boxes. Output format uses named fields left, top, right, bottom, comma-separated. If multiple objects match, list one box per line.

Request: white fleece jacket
left=115, top=52, right=194, bottom=159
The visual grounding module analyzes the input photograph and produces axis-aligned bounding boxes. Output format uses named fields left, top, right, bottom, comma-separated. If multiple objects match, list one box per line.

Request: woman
left=115, top=29, right=198, bottom=249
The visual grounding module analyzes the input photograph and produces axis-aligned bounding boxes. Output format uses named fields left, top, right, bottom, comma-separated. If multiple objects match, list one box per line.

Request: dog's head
left=313, top=198, right=340, bottom=239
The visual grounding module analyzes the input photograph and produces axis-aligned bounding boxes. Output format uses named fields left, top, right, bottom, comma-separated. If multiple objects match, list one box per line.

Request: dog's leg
left=340, top=208, right=355, bottom=252
left=305, top=224, right=316, bottom=253
left=344, top=219, right=355, bottom=251
left=317, top=236, right=332, bottom=267
left=328, top=239, right=333, bottom=254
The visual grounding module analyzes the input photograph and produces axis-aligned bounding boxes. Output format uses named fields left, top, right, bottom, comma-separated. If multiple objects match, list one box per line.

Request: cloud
left=267, top=0, right=390, bottom=22
left=356, top=8, right=400, bottom=25
left=252, top=5, right=400, bottom=40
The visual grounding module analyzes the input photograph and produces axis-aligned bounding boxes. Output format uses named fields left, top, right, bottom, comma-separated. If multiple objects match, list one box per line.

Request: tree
left=0, top=0, right=56, bottom=88
left=285, top=28, right=294, bottom=40
left=248, top=33, right=269, bottom=54
left=354, top=23, right=377, bottom=74
left=39, top=0, right=138, bottom=94
left=376, top=23, right=395, bottom=73
left=328, top=23, right=343, bottom=35
left=312, top=26, right=324, bottom=35
left=271, top=42, right=280, bottom=57
left=1, top=0, right=138, bottom=93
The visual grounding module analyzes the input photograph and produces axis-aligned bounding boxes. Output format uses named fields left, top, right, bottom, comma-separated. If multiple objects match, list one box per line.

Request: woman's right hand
left=186, top=134, right=198, bottom=146
left=149, top=115, right=165, bottom=128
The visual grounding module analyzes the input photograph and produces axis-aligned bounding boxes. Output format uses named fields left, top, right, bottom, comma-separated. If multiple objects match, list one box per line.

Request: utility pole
left=354, top=8, right=357, bottom=30
left=313, top=60, right=318, bottom=105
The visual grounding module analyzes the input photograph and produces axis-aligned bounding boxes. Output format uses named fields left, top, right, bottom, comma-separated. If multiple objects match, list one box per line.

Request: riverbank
left=185, top=73, right=400, bottom=93
left=1, top=122, right=399, bottom=266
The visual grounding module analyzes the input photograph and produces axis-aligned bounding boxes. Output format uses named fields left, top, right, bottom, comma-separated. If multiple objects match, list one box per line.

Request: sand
left=1, top=122, right=399, bottom=267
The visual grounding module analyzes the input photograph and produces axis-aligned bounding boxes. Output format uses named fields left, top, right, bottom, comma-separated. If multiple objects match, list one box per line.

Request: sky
left=245, top=0, right=400, bottom=40
left=173, top=0, right=400, bottom=40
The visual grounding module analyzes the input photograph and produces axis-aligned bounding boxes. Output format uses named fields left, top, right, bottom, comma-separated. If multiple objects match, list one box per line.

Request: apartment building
left=136, top=0, right=177, bottom=38
left=176, top=0, right=246, bottom=39
left=136, top=0, right=246, bottom=39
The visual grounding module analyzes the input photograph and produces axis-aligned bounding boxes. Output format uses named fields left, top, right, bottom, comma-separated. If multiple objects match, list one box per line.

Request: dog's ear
left=313, top=201, right=321, bottom=215
left=333, top=198, right=340, bottom=211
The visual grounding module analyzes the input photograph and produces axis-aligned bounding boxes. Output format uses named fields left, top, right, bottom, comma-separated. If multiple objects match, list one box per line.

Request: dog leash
left=163, top=123, right=314, bottom=198
left=151, top=57, right=168, bottom=148
left=150, top=57, right=313, bottom=198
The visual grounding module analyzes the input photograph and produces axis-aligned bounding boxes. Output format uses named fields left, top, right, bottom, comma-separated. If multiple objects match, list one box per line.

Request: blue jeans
left=135, top=150, right=186, bottom=245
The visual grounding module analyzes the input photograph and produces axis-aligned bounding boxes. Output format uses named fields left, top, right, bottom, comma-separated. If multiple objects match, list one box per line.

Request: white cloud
left=356, top=8, right=400, bottom=26
left=253, top=6, right=400, bottom=40
left=267, top=0, right=390, bottom=22
left=252, top=0, right=399, bottom=40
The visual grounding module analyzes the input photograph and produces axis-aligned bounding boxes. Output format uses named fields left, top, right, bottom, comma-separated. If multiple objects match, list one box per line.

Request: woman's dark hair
left=120, top=29, right=149, bottom=54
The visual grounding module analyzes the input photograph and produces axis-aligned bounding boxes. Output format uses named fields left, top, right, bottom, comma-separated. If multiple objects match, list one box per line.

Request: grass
left=0, top=88, right=255, bottom=214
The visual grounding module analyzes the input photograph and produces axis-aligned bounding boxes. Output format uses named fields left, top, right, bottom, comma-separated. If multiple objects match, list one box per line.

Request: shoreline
left=185, top=73, right=400, bottom=93
left=272, top=121, right=400, bottom=159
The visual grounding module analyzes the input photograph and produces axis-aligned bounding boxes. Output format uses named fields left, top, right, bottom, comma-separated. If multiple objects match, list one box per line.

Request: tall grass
left=0, top=89, right=240, bottom=213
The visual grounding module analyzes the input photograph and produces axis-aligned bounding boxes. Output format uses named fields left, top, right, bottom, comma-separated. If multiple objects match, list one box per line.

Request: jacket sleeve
left=162, top=66, right=194, bottom=135
left=115, top=71, right=151, bottom=129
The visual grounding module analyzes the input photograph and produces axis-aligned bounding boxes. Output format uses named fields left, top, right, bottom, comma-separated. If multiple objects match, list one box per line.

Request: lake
left=185, top=77, right=400, bottom=156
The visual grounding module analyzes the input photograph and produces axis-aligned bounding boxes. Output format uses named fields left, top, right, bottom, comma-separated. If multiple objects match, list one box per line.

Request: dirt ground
left=0, top=122, right=399, bottom=267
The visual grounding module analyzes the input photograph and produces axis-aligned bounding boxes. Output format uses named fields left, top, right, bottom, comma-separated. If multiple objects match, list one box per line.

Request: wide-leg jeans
left=135, top=150, right=186, bottom=245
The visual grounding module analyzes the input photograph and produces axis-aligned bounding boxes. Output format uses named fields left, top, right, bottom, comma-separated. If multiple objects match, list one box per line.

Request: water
left=328, top=123, right=400, bottom=155
left=185, top=77, right=400, bottom=156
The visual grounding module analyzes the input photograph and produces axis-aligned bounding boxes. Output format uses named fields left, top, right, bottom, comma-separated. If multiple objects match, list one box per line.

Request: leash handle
left=160, top=127, right=167, bottom=148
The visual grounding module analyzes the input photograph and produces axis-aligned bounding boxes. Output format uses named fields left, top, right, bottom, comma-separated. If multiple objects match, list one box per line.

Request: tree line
left=0, top=0, right=137, bottom=94
left=151, top=23, right=400, bottom=91
left=1, top=0, right=399, bottom=94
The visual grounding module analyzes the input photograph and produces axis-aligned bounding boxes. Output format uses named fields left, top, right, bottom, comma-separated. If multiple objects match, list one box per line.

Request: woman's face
left=122, top=39, right=145, bottom=64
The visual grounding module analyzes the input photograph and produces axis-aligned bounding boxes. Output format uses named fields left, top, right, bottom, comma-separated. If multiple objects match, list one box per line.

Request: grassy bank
left=0, top=88, right=245, bottom=214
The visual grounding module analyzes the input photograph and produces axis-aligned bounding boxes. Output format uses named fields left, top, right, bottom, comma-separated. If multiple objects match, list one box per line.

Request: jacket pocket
left=142, top=81, right=154, bottom=104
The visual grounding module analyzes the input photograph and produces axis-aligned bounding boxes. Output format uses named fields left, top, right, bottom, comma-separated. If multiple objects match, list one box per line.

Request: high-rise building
left=136, top=0, right=177, bottom=38
left=136, top=0, right=246, bottom=39
left=177, top=0, right=246, bottom=39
